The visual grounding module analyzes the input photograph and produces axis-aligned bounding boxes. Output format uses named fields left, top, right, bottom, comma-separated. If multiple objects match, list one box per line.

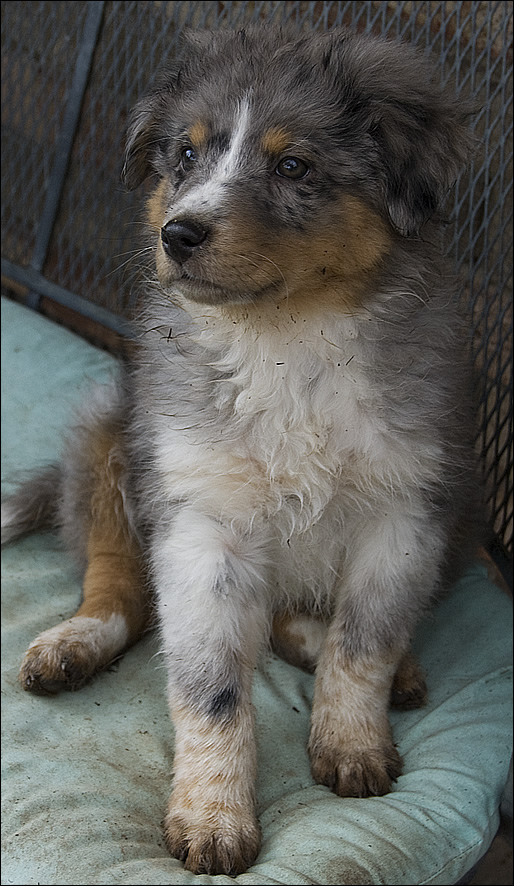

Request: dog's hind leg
left=271, top=610, right=328, bottom=673
left=391, top=649, right=427, bottom=709
left=18, top=418, right=150, bottom=693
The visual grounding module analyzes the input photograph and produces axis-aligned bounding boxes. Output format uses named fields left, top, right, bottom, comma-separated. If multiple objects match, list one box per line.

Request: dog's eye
left=180, top=146, right=197, bottom=169
left=275, top=157, right=309, bottom=180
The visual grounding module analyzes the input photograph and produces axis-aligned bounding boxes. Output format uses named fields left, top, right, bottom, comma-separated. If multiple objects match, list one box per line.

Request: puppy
left=2, top=24, right=480, bottom=876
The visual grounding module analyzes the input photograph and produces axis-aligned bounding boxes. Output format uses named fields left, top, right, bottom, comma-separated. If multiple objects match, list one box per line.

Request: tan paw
left=164, top=807, right=261, bottom=876
left=19, top=615, right=127, bottom=693
left=309, top=738, right=403, bottom=797
left=391, top=651, right=427, bottom=709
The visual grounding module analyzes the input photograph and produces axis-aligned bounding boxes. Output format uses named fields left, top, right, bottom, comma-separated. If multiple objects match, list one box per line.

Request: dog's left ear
left=370, top=76, right=472, bottom=237
left=323, top=30, right=473, bottom=236
left=372, top=91, right=471, bottom=236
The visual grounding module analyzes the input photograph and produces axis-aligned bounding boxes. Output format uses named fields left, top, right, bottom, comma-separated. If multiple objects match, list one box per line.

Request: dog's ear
left=122, top=67, right=182, bottom=190
left=371, top=87, right=472, bottom=236
left=322, top=30, right=473, bottom=236
left=122, top=96, right=161, bottom=190
left=122, top=30, right=216, bottom=190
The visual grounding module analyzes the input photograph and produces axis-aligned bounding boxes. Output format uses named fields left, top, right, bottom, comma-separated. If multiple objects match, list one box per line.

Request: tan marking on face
left=334, top=195, right=393, bottom=277
left=147, top=179, right=168, bottom=232
left=280, top=194, right=392, bottom=296
left=261, top=126, right=293, bottom=156
left=189, top=120, right=209, bottom=151
left=209, top=194, right=393, bottom=317
left=147, top=180, right=178, bottom=287
left=147, top=177, right=392, bottom=311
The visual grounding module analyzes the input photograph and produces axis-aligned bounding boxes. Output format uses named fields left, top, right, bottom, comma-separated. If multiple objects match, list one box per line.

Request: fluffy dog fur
left=2, top=24, right=480, bottom=875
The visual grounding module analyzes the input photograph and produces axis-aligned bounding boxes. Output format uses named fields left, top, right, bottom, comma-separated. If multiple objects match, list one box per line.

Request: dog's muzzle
left=161, top=219, right=208, bottom=264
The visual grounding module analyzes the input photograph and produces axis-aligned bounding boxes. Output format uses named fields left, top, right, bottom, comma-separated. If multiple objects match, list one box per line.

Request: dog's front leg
left=152, top=507, right=268, bottom=876
left=309, top=508, right=442, bottom=798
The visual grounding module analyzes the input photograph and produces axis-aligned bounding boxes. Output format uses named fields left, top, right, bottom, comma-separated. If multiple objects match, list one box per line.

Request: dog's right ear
left=122, top=68, right=181, bottom=190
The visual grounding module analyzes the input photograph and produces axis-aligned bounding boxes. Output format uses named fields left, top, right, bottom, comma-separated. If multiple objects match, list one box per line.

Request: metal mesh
left=1, top=1, right=89, bottom=267
left=1, top=1, right=512, bottom=553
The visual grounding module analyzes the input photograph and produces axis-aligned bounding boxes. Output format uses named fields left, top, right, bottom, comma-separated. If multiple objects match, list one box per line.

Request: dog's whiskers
left=107, top=245, right=156, bottom=277
left=242, top=251, right=289, bottom=298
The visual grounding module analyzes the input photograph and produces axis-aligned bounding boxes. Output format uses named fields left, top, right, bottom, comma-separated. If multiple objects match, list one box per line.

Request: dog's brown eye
left=181, top=146, right=197, bottom=169
left=275, top=156, right=309, bottom=180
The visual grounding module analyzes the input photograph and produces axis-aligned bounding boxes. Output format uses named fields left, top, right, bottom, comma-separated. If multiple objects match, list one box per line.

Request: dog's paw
left=19, top=615, right=126, bottom=693
left=20, top=631, right=97, bottom=693
left=164, top=807, right=261, bottom=876
left=309, top=738, right=403, bottom=798
left=391, top=651, right=427, bottom=709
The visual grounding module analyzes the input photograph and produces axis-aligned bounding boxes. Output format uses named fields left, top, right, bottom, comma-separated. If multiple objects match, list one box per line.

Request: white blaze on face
left=169, top=96, right=252, bottom=219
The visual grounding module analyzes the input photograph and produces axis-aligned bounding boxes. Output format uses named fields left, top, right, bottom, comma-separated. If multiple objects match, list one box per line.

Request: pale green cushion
left=2, top=297, right=512, bottom=885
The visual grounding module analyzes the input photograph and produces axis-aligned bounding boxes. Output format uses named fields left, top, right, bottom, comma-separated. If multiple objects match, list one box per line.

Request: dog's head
left=123, top=25, right=471, bottom=307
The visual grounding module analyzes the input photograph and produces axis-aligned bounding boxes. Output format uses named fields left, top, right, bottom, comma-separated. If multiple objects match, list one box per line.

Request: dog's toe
left=18, top=617, right=119, bottom=693
left=164, top=810, right=261, bottom=876
left=310, top=742, right=403, bottom=798
left=19, top=642, right=95, bottom=693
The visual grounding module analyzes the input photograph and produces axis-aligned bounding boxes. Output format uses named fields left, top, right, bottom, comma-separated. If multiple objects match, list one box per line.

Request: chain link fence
left=1, top=1, right=512, bottom=556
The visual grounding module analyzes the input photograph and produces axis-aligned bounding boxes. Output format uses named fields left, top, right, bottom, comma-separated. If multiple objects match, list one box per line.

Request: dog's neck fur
left=175, top=291, right=374, bottom=434
left=143, top=289, right=425, bottom=540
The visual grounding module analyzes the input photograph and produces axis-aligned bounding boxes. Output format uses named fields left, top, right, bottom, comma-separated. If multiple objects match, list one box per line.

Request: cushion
left=1, top=296, right=512, bottom=885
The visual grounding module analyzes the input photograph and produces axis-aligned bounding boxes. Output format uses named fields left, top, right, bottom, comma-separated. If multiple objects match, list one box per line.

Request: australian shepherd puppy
left=2, top=23, right=480, bottom=876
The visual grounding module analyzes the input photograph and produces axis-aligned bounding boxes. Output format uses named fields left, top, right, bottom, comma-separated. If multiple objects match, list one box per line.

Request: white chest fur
left=216, top=311, right=380, bottom=471
left=152, top=302, right=401, bottom=534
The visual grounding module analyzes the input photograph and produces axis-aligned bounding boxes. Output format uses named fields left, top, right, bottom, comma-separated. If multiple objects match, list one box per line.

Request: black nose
left=161, top=219, right=208, bottom=264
